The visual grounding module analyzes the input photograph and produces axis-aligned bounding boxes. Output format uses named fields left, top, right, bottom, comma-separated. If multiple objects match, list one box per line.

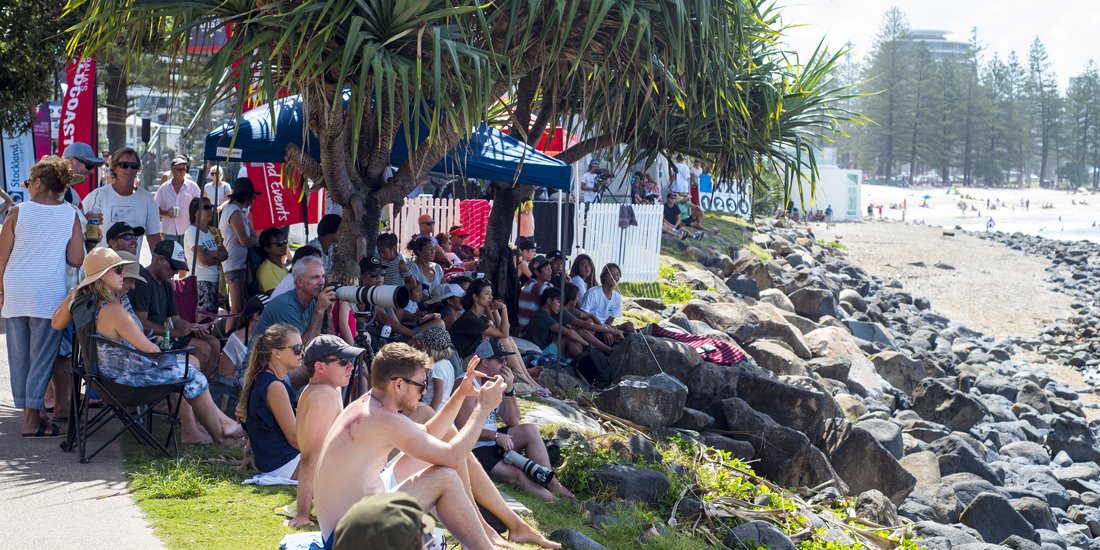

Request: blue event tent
left=203, top=95, right=571, bottom=190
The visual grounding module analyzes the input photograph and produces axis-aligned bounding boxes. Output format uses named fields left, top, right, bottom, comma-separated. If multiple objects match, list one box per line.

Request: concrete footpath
left=0, top=339, right=164, bottom=549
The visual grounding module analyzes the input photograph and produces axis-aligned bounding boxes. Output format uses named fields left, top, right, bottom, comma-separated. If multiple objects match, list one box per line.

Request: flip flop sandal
left=23, top=420, right=63, bottom=439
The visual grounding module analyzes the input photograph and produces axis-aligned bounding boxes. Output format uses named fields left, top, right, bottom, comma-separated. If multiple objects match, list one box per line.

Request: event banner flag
left=33, top=103, right=52, bottom=161
left=246, top=163, right=321, bottom=232
left=1, top=130, right=35, bottom=205
left=58, top=57, right=97, bottom=198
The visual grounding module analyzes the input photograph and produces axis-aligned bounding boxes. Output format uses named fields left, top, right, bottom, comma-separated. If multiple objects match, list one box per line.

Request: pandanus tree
left=65, top=0, right=859, bottom=285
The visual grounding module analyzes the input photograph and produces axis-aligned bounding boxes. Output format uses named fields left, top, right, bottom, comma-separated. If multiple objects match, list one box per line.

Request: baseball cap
left=229, top=177, right=261, bottom=198
left=475, top=338, right=515, bottom=361
left=359, top=255, right=385, bottom=275
left=62, top=142, right=105, bottom=166
left=547, top=250, right=564, bottom=261
left=518, top=239, right=537, bottom=251
left=303, top=334, right=367, bottom=366
left=106, top=221, right=146, bottom=242
left=529, top=255, right=549, bottom=272
left=153, top=240, right=188, bottom=271
left=115, top=251, right=143, bottom=280
left=170, top=155, right=190, bottom=167
left=426, top=283, right=465, bottom=305
left=449, top=226, right=469, bottom=237
left=331, top=492, right=434, bottom=550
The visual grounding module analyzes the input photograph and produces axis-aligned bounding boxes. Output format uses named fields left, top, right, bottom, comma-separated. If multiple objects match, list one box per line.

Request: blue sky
left=779, top=0, right=1100, bottom=89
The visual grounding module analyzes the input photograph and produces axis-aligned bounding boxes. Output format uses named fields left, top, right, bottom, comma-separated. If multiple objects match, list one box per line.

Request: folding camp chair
left=60, top=295, right=194, bottom=463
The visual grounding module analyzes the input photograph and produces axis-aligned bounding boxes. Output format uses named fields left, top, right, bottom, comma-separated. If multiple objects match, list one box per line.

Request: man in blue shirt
left=254, top=256, right=335, bottom=385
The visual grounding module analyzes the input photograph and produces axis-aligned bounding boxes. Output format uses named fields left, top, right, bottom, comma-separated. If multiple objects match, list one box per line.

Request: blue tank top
left=245, top=370, right=299, bottom=473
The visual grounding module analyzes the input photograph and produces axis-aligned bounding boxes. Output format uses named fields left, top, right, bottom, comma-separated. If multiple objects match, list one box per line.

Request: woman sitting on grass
left=237, top=323, right=304, bottom=477
left=53, top=248, right=244, bottom=446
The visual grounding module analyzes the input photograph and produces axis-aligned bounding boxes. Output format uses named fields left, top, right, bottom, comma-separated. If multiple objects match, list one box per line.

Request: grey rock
left=898, top=484, right=959, bottom=523
left=819, top=418, right=916, bottom=504
left=592, top=464, right=669, bottom=505
left=699, top=433, right=755, bottom=460
left=1005, top=465, right=1070, bottom=510
left=608, top=334, right=701, bottom=382
left=856, top=489, right=899, bottom=526
left=745, top=340, right=807, bottom=376
left=929, top=435, right=1001, bottom=485
left=960, top=492, right=1038, bottom=545
left=1045, top=413, right=1100, bottom=463
left=680, top=361, right=740, bottom=411
left=1054, top=462, right=1100, bottom=493
left=845, top=320, right=895, bottom=346
left=1017, top=382, right=1052, bottom=415
left=788, top=287, right=839, bottom=321
left=899, top=451, right=942, bottom=488
left=672, top=407, right=715, bottom=431
left=952, top=479, right=1008, bottom=508
left=911, top=379, right=988, bottom=432
left=725, top=273, right=760, bottom=299
left=1012, top=496, right=1058, bottom=531
left=758, top=288, right=794, bottom=312
left=1068, top=505, right=1100, bottom=537
left=1000, top=536, right=1043, bottom=550
left=856, top=418, right=904, bottom=459
left=723, top=520, right=796, bottom=550
left=735, top=372, right=843, bottom=442
left=838, top=288, right=867, bottom=312
left=806, top=356, right=851, bottom=381
left=549, top=529, right=609, bottom=550
left=869, top=351, right=930, bottom=396
left=596, top=374, right=687, bottom=428
left=911, top=521, right=981, bottom=548
left=999, top=441, right=1051, bottom=465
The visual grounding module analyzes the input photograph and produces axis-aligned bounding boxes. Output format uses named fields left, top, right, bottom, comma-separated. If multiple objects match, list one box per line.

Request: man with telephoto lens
left=455, top=338, right=575, bottom=501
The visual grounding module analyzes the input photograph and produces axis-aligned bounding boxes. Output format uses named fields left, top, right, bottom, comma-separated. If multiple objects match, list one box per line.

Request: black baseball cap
left=106, top=222, right=146, bottom=242
left=303, top=334, right=367, bottom=366
left=153, top=240, right=188, bottom=271
left=359, top=255, right=385, bottom=275
left=229, top=177, right=261, bottom=199
left=547, top=250, right=564, bottom=261
left=475, top=338, right=515, bottom=361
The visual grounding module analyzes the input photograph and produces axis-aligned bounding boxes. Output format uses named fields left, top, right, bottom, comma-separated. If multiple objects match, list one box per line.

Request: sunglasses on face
left=420, top=220, right=434, bottom=225
left=202, top=204, right=215, bottom=211
left=116, top=233, right=136, bottom=241
left=116, top=162, right=141, bottom=170
left=323, top=356, right=354, bottom=367
left=80, top=160, right=96, bottom=171
left=112, top=265, right=125, bottom=274
left=277, top=344, right=304, bottom=355
left=267, top=240, right=288, bottom=247
left=392, top=376, right=427, bottom=394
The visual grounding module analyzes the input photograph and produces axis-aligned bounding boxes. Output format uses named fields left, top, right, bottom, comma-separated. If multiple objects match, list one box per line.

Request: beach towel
left=649, top=323, right=746, bottom=365
left=279, top=532, right=323, bottom=550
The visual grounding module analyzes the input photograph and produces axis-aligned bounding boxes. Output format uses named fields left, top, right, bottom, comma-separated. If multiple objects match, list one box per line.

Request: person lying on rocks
left=286, top=335, right=363, bottom=527
left=455, top=339, right=575, bottom=502
left=312, top=342, right=506, bottom=550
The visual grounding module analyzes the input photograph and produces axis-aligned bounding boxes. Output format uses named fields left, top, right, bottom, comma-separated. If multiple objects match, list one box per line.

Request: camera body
left=499, top=449, right=554, bottom=486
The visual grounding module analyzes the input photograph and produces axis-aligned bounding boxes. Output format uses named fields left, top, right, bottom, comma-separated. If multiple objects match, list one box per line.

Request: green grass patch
left=816, top=239, right=848, bottom=250
left=744, top=242, right=772, bottom=261
left=660, top=212, right=754, bottom=264
left=619, top=281, right=693, bottom=304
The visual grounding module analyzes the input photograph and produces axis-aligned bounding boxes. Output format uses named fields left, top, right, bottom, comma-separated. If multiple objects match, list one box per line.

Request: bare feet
left=285, top=515, right=315, bottom=528
left=508, top=524, right=560, bottom=548
left=182, top=433, right=214, bottom=445
left=549, top=480, right=575, bottom=500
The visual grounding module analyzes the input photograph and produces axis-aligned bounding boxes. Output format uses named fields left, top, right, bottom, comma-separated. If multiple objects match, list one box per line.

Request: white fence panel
left=579, top=203, right=662, bottom=283
left=393, top=197, right=465, bottom=244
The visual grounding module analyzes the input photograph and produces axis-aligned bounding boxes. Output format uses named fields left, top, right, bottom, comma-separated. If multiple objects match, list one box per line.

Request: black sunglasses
left=202, top=204, right=215, bottom=210
left=116, top=162, right=141, bottom=170
left=80, top=160, right=96, bottom=171
left=392, top=376, right=427, bottom=394
left=115, top=233, right=136, bottom=241
left=277, top=344, right=304, bottom=355
left=267, top=239, right=288, bottom=247
left=323, top=356, right=353, bottom=367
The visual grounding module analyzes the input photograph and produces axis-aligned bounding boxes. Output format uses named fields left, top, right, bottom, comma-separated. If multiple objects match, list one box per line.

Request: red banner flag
left=32, top=104, right=51, bottom=162
left=246, top=163, right=323, bottom=232
left=58, top=57, right=97, bottom=198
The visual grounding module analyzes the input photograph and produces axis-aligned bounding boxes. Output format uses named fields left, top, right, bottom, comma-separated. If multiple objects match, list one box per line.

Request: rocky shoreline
left=550, top=221, right=1100, bottom=549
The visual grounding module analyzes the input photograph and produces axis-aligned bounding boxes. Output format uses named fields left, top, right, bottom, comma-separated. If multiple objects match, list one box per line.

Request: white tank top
left=2, top=201, right=76, bottom=318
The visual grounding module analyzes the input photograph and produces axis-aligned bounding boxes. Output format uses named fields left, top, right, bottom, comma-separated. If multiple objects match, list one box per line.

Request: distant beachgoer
left=986, top=218, right=995, bottom=232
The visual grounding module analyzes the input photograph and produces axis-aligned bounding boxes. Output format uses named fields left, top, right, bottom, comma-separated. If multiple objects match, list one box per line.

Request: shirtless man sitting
left=313, top=342, right=505, bottom=550
left=287, top=335, right=364, bottom=527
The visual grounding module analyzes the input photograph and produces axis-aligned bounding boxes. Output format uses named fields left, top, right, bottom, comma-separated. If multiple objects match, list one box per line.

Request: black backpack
left=574, top=348, right=612, bottom=389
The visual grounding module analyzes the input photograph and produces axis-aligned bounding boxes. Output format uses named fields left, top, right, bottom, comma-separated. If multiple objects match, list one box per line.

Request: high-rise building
left=905, top=30, right=971, bottom=63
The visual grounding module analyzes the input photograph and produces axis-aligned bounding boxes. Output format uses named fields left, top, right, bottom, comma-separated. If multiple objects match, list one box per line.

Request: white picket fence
left=389, top=197, right=661, bottom=283
left=578, top=203, right=662, bottom=282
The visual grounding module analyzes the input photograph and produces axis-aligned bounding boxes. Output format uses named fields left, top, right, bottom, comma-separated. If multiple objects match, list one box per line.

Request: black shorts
left=471, top=427, right=511, bottom=472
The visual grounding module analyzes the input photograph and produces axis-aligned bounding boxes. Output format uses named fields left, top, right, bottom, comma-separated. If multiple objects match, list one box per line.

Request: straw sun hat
left=75, top=248, right=136, bottom=291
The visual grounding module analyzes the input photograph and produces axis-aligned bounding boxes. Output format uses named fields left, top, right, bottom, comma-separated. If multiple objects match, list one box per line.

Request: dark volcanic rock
left=911, top=379, right=988, bottom=432
left=608, top=334, right=700, bottom=382
left=592, top=464, right=669, bottom=505
left=819, top=418, right=916, bottom=504
left=959, top=492, right=1038, bottom=546
left=723, top=520, right=797, bottom=550
left=596, top=374, right=687, bottom=428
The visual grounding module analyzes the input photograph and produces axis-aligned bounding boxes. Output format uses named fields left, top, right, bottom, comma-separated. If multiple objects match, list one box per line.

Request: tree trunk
left=104, top=60, right=128, bottom=154
left=480, top=183, right=530, bottom=314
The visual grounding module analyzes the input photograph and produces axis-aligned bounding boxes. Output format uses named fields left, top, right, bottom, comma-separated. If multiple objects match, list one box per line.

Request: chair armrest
left=90, top=335, right=195, bottom=358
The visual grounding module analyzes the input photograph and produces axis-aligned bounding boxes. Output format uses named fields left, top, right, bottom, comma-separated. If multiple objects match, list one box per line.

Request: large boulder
left=672, top=268, right=728, bottom=291
left=928, top=435, right=1000, bottom=485
left=838, top=288, right=867, bottom=312
left=1045, top=413, right=1100, bottom=463
left=730, top=255, right=775, bottom=291
left=960, top=492, right=1038, bottom=545
left=856, top=489, right=899, bottom=527
left=788, top=287, right=839, bottom=321
left=592, top=464, right=670, bottom=505
left=869, top=351, right=932, bottom=396
left=682, top=300, right=811, bottom=358
left=596, top=374, right=687, bottom=428
left=819, top=418, right=916, bottom=504
left=608, top=334, right=701, bottom=382
left=746, top=304, right=814, bottom=358
left=804, top=327, right=893, bottom=399
left=680, top=361, right=741, bottom=411
left=899, top=451, right=942, bottom=488
left=735, top=373, right=842, bottom=442
left=717, top=398, right=846, bottom=491
left=744, top=340, right=807, bottom=376
left=725, top=273, right=760, bottom=299
left=758, top=288, right=794, bottom=312
left=856, top=418, right=904, bottom=460
left=911, top=379, right=988, bottom=432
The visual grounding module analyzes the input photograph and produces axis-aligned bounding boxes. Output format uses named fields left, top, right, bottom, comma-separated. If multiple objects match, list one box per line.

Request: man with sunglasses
left=105, top=222, right=145, bottom=256
left=288, top=335, right=364, bottom=527
left=154, top=156, right=201, bottom=245
left=81, top=146, right=162, bottom=255
left=61, top=142, right=105, bottom=206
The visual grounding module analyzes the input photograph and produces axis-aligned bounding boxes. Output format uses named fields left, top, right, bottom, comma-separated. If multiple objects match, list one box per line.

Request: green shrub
left=816, top=239, right=848, bottom=250
left=129, top=460, right=212, bottom=500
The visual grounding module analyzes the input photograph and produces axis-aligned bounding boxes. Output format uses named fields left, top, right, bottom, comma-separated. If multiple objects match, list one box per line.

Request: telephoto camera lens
left=333, top=284, right=410, bottom=309
left=500, top=449, right=555, bottom=487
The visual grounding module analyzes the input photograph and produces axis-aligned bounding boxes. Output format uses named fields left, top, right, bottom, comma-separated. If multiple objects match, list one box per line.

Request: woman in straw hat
left=53, top=247, right=244, bottom=445
left=0, top=156, right=85, bottom=437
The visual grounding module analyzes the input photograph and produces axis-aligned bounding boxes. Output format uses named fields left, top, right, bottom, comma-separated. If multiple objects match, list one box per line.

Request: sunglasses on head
left=278, top=344, right=304, bottom=355
left=116, top=162, right=141, bottom=170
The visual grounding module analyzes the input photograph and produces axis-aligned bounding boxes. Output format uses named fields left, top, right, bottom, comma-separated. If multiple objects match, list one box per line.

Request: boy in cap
left=456, top=339, right=574, bottom=501
left=288, top=335, right=365, bottom=527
